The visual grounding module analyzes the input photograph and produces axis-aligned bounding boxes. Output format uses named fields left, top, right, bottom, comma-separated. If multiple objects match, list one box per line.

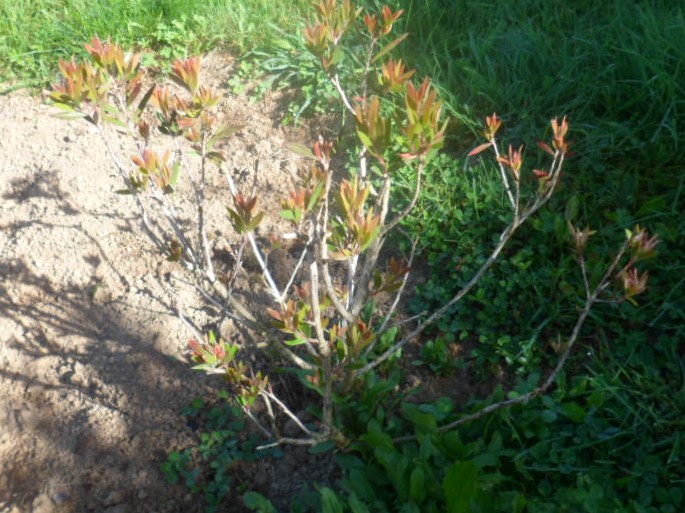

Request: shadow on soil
left=0, top=231, right=213, bottom=513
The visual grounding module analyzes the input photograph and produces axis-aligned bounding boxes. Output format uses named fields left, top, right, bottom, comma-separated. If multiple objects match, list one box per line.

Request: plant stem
left=349, top=174, right=393, bottom=318
left=223, top=168, right=284, bottom=306
left=331, top=73, right=355, bottom=115
left=490, top=138, right=516, bottom=209
left=281, top=243, right=309, bottom=302
left=308, top=254, right=334, bottom=435
left=152, top=190, right=200, bottom=268
left=319, top=166, right=356, bottom=323
left=355, top=221, right=517, bottom=378
left=95, top=128, right=163, bottom=251
left=198, top=135, right=216, bottom=282
left=357, top=143, right=567, bottom=377
left=263, top=390, right=314, bottom=436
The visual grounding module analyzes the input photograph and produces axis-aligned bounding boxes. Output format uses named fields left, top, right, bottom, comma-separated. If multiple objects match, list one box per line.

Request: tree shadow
left=0, top=225, right=216, bottom=513
left=3, top=170, right=80, bottom=216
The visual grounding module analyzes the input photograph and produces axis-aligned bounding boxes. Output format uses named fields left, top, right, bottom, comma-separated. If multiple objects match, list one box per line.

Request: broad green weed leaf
left=347, top=493, right=371, bottom=513
left=319, top=487, right=344, bottom=513
left=444, top=460, right=478, bottom=513
left=243, top=491, right=277, bottom=513
left=374, top=447, right=408, bottom=498
left=402, top=402, right=437, bottom=434
left=344, top=469, right=376, bottom=502
left=362, top=420, right=394, bottom=450
left=409, top=466, right=426, bottom=504
left=562, top=401, right=587, bottom=422
left=357, top=130, right=374, bottom=149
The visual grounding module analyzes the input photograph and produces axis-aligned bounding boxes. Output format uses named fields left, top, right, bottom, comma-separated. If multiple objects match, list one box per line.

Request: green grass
left=380, top=1, right=685, bottom=317
left=0, top=0, right=311, bottom=89
left=389, top=0, right=685, bottom=166
left=407, top=0, right=684, bottom=336
left=205, top=0, right=311, bottom=51
left=364, top=2, right=685, bottom=509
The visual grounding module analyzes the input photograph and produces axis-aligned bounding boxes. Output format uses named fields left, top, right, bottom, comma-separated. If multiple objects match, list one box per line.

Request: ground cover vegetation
left=4, top=0, right=683, bottom=511
left=0, top=0, right=311, bottom=90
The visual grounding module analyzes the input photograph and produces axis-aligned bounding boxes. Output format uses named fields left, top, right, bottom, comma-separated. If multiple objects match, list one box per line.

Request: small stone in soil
left=51, top=491, right=71, bottom=505
left=103, top=490, right=125, bottom=506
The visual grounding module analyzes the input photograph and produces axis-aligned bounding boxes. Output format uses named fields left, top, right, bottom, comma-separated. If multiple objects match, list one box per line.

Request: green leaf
left=402, top=403, right=437, bottom=434
left=379, top=326, right=399, bottom=348
left=409, top=467, right=426, bottom=504
left=227, top=207, right=245, bottom=233
left=359, top=226, right=380, bottom=252
left=564, top=195, right=579, bottom=221
left=331, top=47, right=345, bottom=66
left=103, top=115, right=127, bottom=128
left=52, top=110, right=87, bottom=120
left=440, top=431, right=467, bottom=460
left=319, top=487, right=344, bottom=513
left=136, top=84, right=156, bottom=116
left=541, top=409, right=558, bottom=423
left=280, top=209, right=297, bottom=221
left=49, top=100, right=78, bottom=112
left=170, top=161, right=181, bottom=187
left=309, top=440, right=336, bottom=454
left=357, top=130, right=374, bottom=149
left=362, top=419, right=394, bottom=450
left=561, top=401, right=587, bottom=422
left=375, top=447, right=408, bottom=498
left=286, top=142, right=315, bottom=159
left=434, top=397, right=455, bottom=417
left=372, top=33, right=409, bottom=63
left=343, top=469, right=376, bottom=502
left=284, top=336, right=309, bottom=346
left=307, top=182, right=325, bottom=211
left=512, top=491, right=527, bottom=513
left=347, top=494, right=371, bottom=513
left=207, top=151, right=226, bottom=164
left=213, top=122, right=243, bottom=142
left=243, top=491, right=277, bottom=513
left=247, top=211, right=265, bottom=232
left=444, top=460, right=478, bottom=513
left=472, top=451, right=499, bottom=468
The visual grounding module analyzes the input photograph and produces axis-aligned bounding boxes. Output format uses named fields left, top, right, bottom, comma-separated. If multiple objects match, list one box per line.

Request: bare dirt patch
left=0, top=54, right=331, bottom=513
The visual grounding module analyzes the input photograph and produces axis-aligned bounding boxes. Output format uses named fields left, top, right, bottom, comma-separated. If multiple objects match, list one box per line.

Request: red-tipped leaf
left=467, top=142, right=493, bottom=157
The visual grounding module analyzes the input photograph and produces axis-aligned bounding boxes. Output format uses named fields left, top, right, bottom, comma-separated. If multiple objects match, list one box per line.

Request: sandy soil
left=0, top=55, right=332, bottom=513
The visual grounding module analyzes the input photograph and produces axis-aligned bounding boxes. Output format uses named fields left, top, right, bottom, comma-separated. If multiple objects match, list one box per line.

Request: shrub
left=48, top=0, right=658, bottom=508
